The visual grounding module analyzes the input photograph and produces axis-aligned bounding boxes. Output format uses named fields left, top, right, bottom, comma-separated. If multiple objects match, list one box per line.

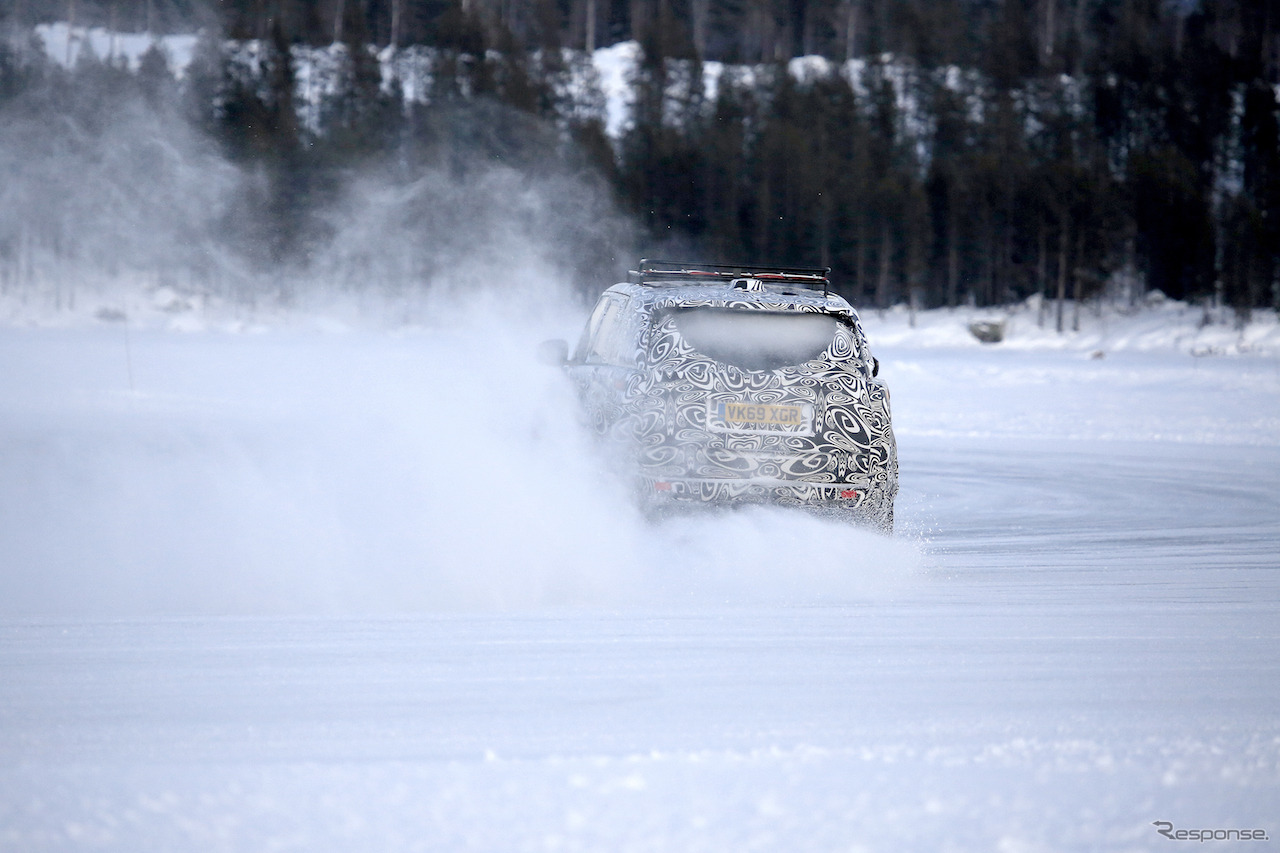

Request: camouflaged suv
left=544, top=260, right=897, bottom=531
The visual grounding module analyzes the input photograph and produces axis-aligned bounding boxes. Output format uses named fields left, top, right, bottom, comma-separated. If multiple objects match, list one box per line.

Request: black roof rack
left=629, top=259, right=832, bottom=297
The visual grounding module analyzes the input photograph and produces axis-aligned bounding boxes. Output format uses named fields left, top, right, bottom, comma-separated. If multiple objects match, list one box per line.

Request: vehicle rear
left=625, top=287, right=897, bottom=530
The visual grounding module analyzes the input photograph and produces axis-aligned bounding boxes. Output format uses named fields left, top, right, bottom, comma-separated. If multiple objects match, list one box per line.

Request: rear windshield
left=665, top=308, right=843, bottom=371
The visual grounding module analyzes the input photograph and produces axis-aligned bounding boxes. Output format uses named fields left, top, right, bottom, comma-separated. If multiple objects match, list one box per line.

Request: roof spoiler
left=629, top=259, right=832, bottom=297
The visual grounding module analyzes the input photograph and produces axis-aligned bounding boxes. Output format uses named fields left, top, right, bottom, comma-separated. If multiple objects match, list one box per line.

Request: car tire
left=860, top=490, right=895, bottom=534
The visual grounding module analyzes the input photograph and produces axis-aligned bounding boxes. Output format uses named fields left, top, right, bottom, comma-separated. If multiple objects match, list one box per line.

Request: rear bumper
left=636, top=474, right=895, bottom=531
left=637, top=475, right=877, bottom=508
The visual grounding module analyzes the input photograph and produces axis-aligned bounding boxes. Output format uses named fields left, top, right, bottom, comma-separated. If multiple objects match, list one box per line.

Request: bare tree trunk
left=1072, top=0, right=1086, bottom=73
left=854, top=220, right=868, bottom=302
left=12, top=221, right=29, bottom=292
left=23, top=221, right=32, bottom=291
left=1037, top=222, right=1047, bottom=327
left=503, top=0, right=517, bottom=36
left=947, top=206, right=959, bottom=308
left=391, top=0, right=402, bottom=48
left=1272, top=261, right=1280, bottom=314
left=801, top=0, right=815, bottom=56
left=66, top=0, right=76, bottom=66
left=585, top=0, right=597, bottom=52
left=1072, top=229, right=1084, bottom=332
left=755, top=181, right=773, bottom=260
left=843, top=0, right=859, bottom=61
left=629, top=0, right=647, bottom=41
left=1056, top=214, right=1068, bottom=333
left=1042, top=0, right=1055, bottom=65
left=108, top=0, right=118, bottom=63
left=907, top=217, right=925, bottom=327
left=818, top=195, right=832, bottom=270
left=691, top=0, right=709, bottom=58
left=333, top=0, right=345, bottom=43
left=982, top=246, right=993, bottom=306
left=1001, top=214, right=1013, bottom=304
left=876, top=222, right=892, bottom=309
left=1263, top=1, right=1277, bottom=85
left=744, top=1, right=768, bottom=62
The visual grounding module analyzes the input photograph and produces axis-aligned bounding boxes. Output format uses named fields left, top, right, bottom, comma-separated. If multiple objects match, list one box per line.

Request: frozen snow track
left=1, top=326, right=1278, bottom=851
left=905, top=436, right=1280, bottom=598
left=1, top=601, right=1276, bottom=851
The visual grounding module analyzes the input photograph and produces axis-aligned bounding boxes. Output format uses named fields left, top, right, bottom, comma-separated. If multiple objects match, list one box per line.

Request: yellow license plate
left=710, top=401, right=812, bottom=433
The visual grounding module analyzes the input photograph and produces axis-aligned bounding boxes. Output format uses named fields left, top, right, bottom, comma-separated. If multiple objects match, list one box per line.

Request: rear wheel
left=859, top=490, right=894, bottom=534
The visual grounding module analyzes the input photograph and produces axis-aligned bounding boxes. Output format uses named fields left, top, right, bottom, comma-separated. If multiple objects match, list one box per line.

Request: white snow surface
left=1, top=295, right=1278, bottom=851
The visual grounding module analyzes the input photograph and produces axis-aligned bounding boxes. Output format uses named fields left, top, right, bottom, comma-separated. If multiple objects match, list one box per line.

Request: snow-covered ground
left=1, top=300, right=1278, bottom=851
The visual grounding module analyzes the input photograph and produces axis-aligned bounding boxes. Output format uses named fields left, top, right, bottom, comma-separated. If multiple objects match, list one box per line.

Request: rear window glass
left=666, top=308, right=842, bottom=370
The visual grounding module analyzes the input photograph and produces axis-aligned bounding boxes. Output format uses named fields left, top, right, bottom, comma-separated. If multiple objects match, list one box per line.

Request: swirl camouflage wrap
left=562, top=275, right=897, bottom=532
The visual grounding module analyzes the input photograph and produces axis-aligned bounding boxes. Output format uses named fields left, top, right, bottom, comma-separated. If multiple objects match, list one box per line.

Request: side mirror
left=871, top=357, right=880, bottom=378
left=537, top=338, right=569, bottom=367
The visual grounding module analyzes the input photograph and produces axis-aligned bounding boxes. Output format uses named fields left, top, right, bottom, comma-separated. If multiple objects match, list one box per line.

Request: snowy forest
left=1, top=0, right=1278, bottom=317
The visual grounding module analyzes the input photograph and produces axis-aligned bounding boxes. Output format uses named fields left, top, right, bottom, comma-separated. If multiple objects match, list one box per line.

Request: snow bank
left=5, top=279, right=1277, bottom=360
left=859, top=295, right=1280, bottom=357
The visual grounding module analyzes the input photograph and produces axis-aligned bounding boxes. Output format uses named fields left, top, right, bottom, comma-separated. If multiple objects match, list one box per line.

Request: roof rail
left=629, top=259, right=832, bottom=297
